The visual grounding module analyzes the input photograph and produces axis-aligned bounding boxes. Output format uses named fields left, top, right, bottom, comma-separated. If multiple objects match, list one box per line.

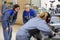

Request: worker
left=1, top=1, right=8, bottom=15
left=23, top=3, right=37, bottom=24
left=16, top=12, right=56, bottom=40
left=2, top=4, right=20, bottom=40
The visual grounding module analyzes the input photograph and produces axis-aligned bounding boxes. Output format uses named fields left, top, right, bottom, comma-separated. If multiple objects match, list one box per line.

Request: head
left=24, top=4, right=30, bottom=12
left=4, top=1, right=7, bottom=5
left=13, top=4, right=20, bottom=12
left=38, top=12, right=51, bottom=23
left=4, top=1, right=7, bottom=4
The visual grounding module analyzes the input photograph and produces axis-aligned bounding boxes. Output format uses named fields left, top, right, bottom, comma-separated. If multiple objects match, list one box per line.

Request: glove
left=48, top=32, right=56, bottom=38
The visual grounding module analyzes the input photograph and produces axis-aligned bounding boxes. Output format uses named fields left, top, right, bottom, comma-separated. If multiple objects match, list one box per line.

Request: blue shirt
left=17, top=17, right=52, bottom=36
left=23, top=9, right=37, bottom=23
left=2, top=9, right=18, bottom=29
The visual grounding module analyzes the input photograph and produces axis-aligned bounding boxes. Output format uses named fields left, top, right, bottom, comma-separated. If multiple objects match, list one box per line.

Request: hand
left=48, top=32, right=56, bottom=38
left=52, top=32, right=56, bottom=36
left=5, top=27, right=8, bottom=32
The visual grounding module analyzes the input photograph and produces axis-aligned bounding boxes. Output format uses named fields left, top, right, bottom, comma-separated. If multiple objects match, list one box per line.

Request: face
left=46, top=17, right=51, bottom=23
left=15, top=7, right=20, bottom=12
left=25, top=5, right=30, bottom=12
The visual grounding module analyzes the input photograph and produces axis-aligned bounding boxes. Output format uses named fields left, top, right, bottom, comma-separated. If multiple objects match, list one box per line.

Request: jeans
left=3, top=27, right=12, bottom=40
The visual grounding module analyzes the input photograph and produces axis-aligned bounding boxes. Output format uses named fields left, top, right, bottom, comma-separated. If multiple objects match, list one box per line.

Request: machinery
left=55, top=4, right=60, bottom=13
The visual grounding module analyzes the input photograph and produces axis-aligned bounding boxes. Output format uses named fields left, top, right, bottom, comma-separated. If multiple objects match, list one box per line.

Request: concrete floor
left=0, top=23, right=21, bottom=40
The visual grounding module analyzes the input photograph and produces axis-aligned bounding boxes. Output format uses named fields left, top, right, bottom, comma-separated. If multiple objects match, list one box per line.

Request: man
left=2, top=4, right=20, bottom=40
left=1, top=1, right=8, bottom=15
left=16, top=12, right=56, bottom=40
left=23, top=4, right=37, bottom=24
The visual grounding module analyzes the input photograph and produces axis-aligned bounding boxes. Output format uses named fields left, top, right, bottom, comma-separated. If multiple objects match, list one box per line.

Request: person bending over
left=16, top=12, right=55, bottom=40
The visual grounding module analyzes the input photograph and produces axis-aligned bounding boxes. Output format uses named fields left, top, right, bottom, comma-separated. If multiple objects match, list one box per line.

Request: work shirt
left=2, top=9, right=18, bottom=29
left=23, top=9, right=37, bottom=23
left=17, top=17, right=52, bottom=37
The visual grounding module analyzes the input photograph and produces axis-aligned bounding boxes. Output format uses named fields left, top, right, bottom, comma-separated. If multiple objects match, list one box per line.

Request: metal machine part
left=55, top=4, right=60, bottom=13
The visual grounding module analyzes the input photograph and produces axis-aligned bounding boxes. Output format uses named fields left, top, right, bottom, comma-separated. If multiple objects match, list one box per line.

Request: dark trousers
left=28, top=29, right=42, bottom=40
left=2, top=21, right=12, bottom=40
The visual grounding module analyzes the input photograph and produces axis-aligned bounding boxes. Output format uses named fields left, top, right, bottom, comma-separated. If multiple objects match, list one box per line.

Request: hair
left=24, top=3, right=31, bottom=9
left=4, top=1, right=7, bottom=4
left=39, top=12, right=51, bottom=20
left=13, top=4, right=20, bottom=10
left=47, top=12, right=51, bottom=18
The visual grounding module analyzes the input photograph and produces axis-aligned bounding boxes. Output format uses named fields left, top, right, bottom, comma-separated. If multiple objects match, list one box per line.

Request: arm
left=10, top=13, right=18, bottom=25
left=30, top=10, right=37, bottom=19
left=36, top=20, right=53, bottom=35
left=32, top=10, right=37, bottom=17
left=23, top=11, right=27, bottom=24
